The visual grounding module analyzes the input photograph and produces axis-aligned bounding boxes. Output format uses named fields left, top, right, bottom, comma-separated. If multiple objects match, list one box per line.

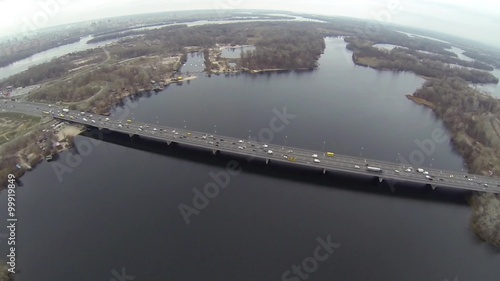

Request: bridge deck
left=52, top=111, right=500, bottom=194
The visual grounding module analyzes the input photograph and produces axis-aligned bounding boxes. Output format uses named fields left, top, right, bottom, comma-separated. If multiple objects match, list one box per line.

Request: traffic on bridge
left=3, top=100, right=500, bottom=193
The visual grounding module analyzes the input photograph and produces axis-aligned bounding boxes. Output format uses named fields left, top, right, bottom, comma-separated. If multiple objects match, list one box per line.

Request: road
left=2, top=99, right=500, bottom=193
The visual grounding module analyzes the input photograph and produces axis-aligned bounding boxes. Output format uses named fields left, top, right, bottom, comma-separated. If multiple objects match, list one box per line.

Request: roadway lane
left=2, top=100, right=500, bottom=193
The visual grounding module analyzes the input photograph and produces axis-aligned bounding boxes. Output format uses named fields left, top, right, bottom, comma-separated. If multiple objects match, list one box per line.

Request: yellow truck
left=326, top=152, right=335, bottom=157
left=126, top=119, right=132, bottom=123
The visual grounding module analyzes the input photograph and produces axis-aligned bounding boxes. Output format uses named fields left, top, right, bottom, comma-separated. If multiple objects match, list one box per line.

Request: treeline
left=1, top=48, right=105, bottom=88
left=366, top=30, right=456, bottom=57
left=87, top=30, right=145, bottom=44
left=463, top=50, right=500, bottom=68
left=346, top=38, right=499, bottom=84
left=0, top=36, right=81, bottom=67
left=400, top=48, right=494, bottom=71
left=239, top=27, right=325, bottom=70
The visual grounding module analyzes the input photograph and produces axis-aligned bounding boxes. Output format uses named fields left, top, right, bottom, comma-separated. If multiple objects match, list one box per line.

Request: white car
left=153, top=128, right=157, bottom=131
left=354, top=165, right=360, bottom=169
left=314, top=159, right=320, bottom=163
left=263, top=144, right=268, bottom=148
left=395, top=170, right=400, bottom=173
left=449, top=175, right=454, bottom=178
left=238, top=146, right=244, bottom=150
left=91, top=120, right=96, bottom=123
left=405, top=168, right=412, bottom=172
left=267, top=150, right=273, bottom=155
left=423, top=171, right=429, bottom=175
left=118, top=124, right=123, bottom=128
left=238, top=140, right=244, bottom=143
left=82, top=118, right=88, bottom=122
left=312, top=154, right=318, bottom=158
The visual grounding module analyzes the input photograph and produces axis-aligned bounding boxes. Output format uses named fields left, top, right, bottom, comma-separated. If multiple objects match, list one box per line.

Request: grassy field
left=0, top=112, right=41, bottom=145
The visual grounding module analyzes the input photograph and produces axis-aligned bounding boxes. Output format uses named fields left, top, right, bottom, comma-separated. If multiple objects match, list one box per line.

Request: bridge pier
left=323, top=168, right=326, bottom=174
left=212, top=149, right=218, bottom=155
left=378, top=177, right=384, bottom=183
left=266, top=159, right=269, bottom=164
left=166, top=141, right=171, bottom=146
left=431, top=184, right=437, bottom=190
left=128, top=133, right=134, bottom=137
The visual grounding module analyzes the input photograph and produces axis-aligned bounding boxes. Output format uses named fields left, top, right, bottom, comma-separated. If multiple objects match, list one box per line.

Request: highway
left=2, top=99, right=500, bottom=193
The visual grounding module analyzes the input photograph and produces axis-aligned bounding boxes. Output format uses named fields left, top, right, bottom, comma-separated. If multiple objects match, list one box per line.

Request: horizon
left=0, top=0, right=499, bottom=49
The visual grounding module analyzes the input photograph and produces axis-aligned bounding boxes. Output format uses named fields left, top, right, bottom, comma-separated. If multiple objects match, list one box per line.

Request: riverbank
left=408, top=77, right=500, bottom=249
left=0, top=120, right=84, bottom=190
left=471, top=193, right=500, bottom=247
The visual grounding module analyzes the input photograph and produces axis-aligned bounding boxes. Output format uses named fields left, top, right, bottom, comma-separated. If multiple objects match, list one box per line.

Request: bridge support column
left=378, top=177, right=384, bottom=183
left=431, top=184, right=437, bottom=190
left=212, top=149, right=218, bottom=155
left=129, top=133, right=134, bottom=137
left=266, top=159, right=269, bottom=164
left=166, top=141, right=171, bottom=146
left=322, top=168, right=326, bottom=174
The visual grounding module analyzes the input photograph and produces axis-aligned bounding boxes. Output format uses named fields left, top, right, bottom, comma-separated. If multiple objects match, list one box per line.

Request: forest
left=239, top=27, right=326, bottom=70
left=412, top=77, right=500, bottom=175
left=346, top=37, right=499, bottom=84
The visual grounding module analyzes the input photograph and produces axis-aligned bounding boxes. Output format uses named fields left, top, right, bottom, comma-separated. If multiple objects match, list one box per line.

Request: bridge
left=3, top=100, right=500, bottom=193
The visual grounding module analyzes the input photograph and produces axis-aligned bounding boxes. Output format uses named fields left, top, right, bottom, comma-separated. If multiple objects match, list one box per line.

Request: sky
left=0, top=0, right=499, bottom=47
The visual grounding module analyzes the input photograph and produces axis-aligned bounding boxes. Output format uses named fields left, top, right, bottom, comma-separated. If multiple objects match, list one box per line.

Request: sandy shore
left=56, top=125, right=84, bottom=141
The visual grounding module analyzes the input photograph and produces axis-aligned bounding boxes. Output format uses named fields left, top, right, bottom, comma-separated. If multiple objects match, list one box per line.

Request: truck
left=326, top=152, right=334, bottom=157
left=417, top=168, right=424, bottom=173
left=62, top=108, right=69, bottom=113
left=366, top=166, right=383, bottom=173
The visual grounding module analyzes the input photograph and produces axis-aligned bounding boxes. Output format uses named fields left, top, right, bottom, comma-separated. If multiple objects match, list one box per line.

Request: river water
left=1, top=37, right=499, bottom=281
left=0, top=36, right=121, bottom=80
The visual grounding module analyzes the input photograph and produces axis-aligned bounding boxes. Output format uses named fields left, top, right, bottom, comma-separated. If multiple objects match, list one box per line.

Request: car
left=283, top=155, right=288, bottom=159
left=238, top=140, right=244, bottom=143
left=311, top=154, right=318, bottom=158
left=449, top=175, right=454, bottom=178
left=91, top=120, right=96, bottom=123
left=153, top=128, right=157, bottom=131
left=287, top=150, right=293, bottom=153
left=263, top=144, right=268, bottom=148
left=354, top=165, right=360, bottom=169
left=468, top=178, right=473, bottom=181
left=209, top=141, right=214, bottom=144
left=202, top=136, right=207, bottom=139
left=175, top=132, right=179, bottom=135
left=314, top=159, right=320, bottom=163
left=426, top=175, right=433, bottom=180
left=138, top=128, right=142, bottom=131
left=105, top=118, right=110, bottom=121
left=405, top=168, right=412, bottom=172
left=118, top=124, right=123, bottom=128
left=439, top=178, right=444, bottom=181
left=238, top=146, right=244, bottom=150
left=423, top=171, right=429, bottom=175
left=395, top=170, right=400, bottom=173
left=484, top=183, right=488, bottom=187
left=172, top=130, right=176, bottom=133
left=267, top=150, right=273, bottom=155
left=82, top=118, right=88, bottom=121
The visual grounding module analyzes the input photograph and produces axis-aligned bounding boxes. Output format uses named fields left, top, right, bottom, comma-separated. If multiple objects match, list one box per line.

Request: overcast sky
left=1, top=0, right=499, bottom=47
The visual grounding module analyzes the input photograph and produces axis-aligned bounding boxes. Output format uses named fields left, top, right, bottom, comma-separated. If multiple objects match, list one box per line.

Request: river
left=0, top=36, right=121, bottom=80
left=0, top=37, right=499, bottom=280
